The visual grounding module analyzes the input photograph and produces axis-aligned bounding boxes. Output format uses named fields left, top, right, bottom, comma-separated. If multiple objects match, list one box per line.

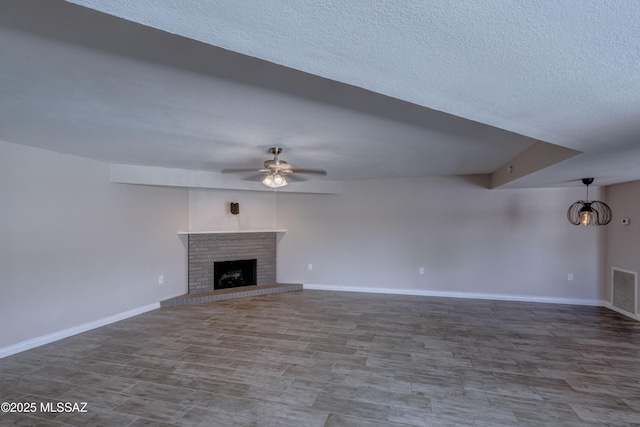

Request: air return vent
left=612, top=268, right=637, bottom=316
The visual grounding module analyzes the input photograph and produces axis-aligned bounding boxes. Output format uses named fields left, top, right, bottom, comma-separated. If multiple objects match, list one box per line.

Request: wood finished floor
left=1, top=290, right=640, bottom=426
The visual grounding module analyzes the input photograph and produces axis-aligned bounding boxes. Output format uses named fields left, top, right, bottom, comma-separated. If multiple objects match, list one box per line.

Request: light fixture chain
left=586, top=183, right=589, bottom=202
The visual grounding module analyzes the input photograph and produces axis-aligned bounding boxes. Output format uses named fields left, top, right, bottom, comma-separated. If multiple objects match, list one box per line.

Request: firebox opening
left=214, top=259, right=257, bottom=290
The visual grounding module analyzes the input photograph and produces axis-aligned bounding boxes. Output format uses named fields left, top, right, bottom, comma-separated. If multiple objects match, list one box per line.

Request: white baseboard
left=0, top=302, right=160, bottom=359
left=303, top=284, right=604, bottom=307
left=604, top=301, right=640, bottom=321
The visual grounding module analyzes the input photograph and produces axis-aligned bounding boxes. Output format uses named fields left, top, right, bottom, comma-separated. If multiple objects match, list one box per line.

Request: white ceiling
left=2, top=0, right=640, bottom=188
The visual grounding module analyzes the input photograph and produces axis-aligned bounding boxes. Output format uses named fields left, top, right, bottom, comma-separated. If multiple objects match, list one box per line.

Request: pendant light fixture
left=567, top=178, right=612, bottom=226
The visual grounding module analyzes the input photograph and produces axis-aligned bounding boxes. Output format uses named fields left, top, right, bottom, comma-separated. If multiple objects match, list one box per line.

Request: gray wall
left=0, top=140, right=189, bottom=349
left=189, top=188, right=276, bottom=230
left=275, top=176, right=602, bottom=301
left=188, top=175, right=603, bottom=302
left=604, top=180, right=640, bottom=313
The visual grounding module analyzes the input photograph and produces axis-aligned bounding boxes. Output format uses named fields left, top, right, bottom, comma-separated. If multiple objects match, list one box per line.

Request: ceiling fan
left=221, top=147, right=327, bottom=188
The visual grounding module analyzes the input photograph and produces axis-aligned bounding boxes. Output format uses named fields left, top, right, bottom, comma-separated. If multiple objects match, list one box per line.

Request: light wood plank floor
left=1, top=290, right=640, bottom=426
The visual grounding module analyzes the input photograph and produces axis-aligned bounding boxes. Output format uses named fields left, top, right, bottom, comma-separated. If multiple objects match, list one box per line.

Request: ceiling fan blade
left=284, top=174, right=309, bottom=182
left=292, top=168, right=327, bottom=176
left=221, top=168, right=258, bottom=174
left=241, top=172, right=268, bottom=182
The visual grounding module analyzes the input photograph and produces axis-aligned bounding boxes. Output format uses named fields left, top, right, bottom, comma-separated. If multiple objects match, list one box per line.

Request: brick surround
left=188, top=233, right=277, bottom=294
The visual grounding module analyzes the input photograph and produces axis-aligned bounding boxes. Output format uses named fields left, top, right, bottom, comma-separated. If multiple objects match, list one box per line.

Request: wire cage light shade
left=567, top=200, right=612, bottom=226
left=567, top=178, right=612, bottom=226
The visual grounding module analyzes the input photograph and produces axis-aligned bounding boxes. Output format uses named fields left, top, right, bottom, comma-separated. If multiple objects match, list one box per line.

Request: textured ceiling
left=2, top=0, right=640, bottom=188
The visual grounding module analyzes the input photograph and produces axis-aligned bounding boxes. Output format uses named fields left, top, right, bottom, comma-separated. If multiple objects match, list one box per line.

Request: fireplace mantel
left=178, top=230, right=286, bottom=235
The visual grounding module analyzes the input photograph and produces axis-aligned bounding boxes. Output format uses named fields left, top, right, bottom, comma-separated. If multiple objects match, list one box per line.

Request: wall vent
left=612, top=268, right=637, bottom=316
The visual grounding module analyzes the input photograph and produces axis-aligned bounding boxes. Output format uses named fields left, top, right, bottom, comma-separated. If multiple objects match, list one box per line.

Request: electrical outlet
left=567, top=273, right=574, bottom=281
left=308, top=264, right=313, bottom=270
left=159, top=275, right=164, bottom=284
left=419, top=267, right=425, bottom=275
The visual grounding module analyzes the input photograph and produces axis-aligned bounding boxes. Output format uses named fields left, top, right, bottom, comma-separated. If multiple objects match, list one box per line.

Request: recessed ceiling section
left=65, top=1, right=640, bottom=151
left=0, top=0, right=541, bottom=187
left=491, top=142, right=582, bottom=189
left=56, top=0, right=640, bottom=188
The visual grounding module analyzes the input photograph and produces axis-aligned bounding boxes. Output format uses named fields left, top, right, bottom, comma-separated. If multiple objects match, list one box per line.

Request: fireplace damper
left=214, top=259, right=257, bottom=290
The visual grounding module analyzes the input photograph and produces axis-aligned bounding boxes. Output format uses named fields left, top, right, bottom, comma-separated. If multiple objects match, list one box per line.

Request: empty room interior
left=1, top=1, right=640, bottom=426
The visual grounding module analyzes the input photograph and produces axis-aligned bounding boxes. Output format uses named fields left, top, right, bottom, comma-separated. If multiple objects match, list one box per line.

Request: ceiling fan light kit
left=262, top=172, right=288, bottom=188
left=567, top=178, right=612, bottom=226
left=221, top=147, right=327, bottom=189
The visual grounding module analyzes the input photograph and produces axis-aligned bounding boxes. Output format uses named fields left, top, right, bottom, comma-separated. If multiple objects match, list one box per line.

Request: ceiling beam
left=491, top=141, right=581, bottom=188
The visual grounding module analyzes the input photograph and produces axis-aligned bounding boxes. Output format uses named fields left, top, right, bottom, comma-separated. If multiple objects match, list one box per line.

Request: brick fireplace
left=187, top=232, right=277, bottom=294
